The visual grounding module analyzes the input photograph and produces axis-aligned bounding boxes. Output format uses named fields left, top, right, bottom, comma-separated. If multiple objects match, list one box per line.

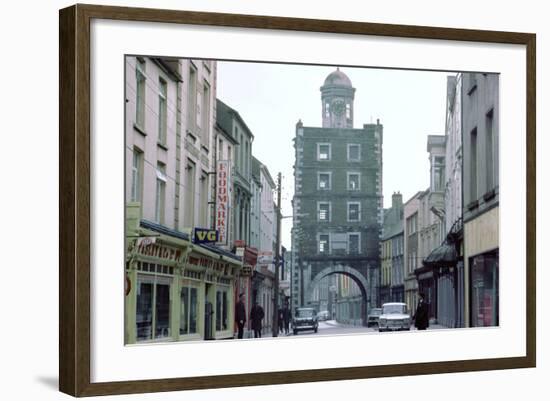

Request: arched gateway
left=307, top=264, right=370, bottom=327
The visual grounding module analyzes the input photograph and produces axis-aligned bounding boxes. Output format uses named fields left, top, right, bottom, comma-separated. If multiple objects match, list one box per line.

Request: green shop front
left=125, top=219, right=242, bottom=344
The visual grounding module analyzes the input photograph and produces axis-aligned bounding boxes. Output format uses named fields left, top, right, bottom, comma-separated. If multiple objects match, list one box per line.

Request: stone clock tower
left=320, top=67, right=356, bottom=128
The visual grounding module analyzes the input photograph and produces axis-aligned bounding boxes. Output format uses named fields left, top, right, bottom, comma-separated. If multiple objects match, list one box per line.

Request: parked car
left=292, top=307, right=319, bottom=335
left=378, top=302, right=411, bottom=332
left=317, top=310, right=330, bottom=321
left=367, top=308, right=382, bottom=327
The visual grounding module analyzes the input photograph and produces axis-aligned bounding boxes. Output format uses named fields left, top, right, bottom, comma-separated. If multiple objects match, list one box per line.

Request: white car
left=378, top=302, right=411, bottom=332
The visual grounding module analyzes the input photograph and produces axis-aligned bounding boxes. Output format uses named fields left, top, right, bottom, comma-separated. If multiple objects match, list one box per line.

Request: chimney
left=392, top=192, right=403, bottom=209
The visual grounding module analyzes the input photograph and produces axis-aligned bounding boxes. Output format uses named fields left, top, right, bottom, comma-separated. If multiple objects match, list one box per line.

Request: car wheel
left=293, top=329, right=298, bottom=335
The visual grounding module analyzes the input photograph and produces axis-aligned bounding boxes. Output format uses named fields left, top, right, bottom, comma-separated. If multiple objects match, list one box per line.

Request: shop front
left=125, top=219, right=242, bottom=344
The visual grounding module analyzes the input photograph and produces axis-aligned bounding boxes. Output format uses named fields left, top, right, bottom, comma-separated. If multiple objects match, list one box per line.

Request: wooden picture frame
left=59, top=3, right=536, bottom=397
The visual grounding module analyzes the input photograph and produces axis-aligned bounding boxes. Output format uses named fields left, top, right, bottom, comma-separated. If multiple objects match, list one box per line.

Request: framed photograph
left=59, top=4, right=536, bottom=397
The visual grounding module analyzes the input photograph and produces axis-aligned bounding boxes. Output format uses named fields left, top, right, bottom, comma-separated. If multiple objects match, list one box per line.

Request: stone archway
left=306, top=264, right=370, bottom=326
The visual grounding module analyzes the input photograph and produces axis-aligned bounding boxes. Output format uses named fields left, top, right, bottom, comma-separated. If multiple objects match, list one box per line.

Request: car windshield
left=296, top=309, right=315, bottom=318
left=382, top=304, right=406, bottom=314
left=370, top=309, right=382, bottom=316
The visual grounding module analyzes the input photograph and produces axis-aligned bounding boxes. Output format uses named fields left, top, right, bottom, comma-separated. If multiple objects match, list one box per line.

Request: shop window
left=470, top=251, right=499, bottom=327
left=216, top=289, right=229, bottom=331
left=180, top=282, right=198, bottom=335
left=136, top=277, right=172, bottom=341
left=136, top=282, right=153, bottom=341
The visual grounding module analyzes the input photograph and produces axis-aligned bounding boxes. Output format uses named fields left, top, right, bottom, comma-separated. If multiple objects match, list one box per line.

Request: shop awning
left=423, top=241, right=458, bottom=267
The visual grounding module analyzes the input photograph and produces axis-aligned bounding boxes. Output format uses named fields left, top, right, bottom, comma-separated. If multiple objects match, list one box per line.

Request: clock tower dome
left=320, top=68, right=356, bottom=128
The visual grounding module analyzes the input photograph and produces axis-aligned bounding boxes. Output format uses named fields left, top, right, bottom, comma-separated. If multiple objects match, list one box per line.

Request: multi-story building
left=292, top=68, right=383, bottom=324
left=424, top=74, right=464, bottom=328
left=414, top=136, right=446, bottom=321
left=404, top=192, right=422, bottom=312
left=462, top=72, right=499, bottom=328
left=381, top=192, right=405, bottom=304
left=125, top=57, right=242, bottom=344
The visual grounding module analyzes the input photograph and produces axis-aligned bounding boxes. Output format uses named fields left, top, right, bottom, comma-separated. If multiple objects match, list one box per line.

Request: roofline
left=217, top=98, right=255, bottom=139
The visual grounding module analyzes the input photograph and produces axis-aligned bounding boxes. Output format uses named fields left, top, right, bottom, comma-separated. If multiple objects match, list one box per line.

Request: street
left=280, top=320, right=447, bottom=338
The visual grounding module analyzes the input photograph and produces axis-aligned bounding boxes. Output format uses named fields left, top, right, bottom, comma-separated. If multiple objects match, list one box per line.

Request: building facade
left=382, top=192, right=405, bottom=304
left=292, top=68, right=382, bottom=324
left=462, top=72, right=499, bottom=328
left=124, top=57, right=244, bottom=344
left=404, top=192, right=422, bottom=312
left=414, top=136, right=446, bottom=321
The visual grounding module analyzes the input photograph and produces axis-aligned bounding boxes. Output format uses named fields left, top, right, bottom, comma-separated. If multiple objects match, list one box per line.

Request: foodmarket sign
left=216, top=160, right=231, bottom=245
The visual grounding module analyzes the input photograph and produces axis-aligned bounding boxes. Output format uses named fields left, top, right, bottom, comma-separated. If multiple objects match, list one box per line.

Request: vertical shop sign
left=216, top=160, right=230, bottom=245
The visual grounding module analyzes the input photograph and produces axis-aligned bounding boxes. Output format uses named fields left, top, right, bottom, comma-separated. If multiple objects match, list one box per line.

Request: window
left=348, top=233, right=360, bottom=254
left=486, top=109, right=494, bottom=190
left=199, top=172, right=208, bottom=227
left=131, top=148, right=143, bottom=202
left=216, top=289, right=229, bottom=331
left=180, top=281, right=198, bottom=335
left=158, top=78, right=167, bottom=145
left=201, top=81, right=211, bottom=147
left=155, top=163, right=167, bottom=224
left=318, top=172, right=331, bottom=190
left=136, top=277, right=172, bottom=341
left=470, top=128, right=478, bottom=201
left=184, top=160, right=195, bottom=228
left=317, top=143, right=331, bottom=161
left=407, top=213, right=417, bottom=235
left=347, top=202, right=361, bottom=222
left=348, top=173, right=360, bottom=190
left=218, top=138, right=223, bottom=161
left=433, top=156, right=445, bottom=192
left=347, top=144, right=360, bottom=161
left=135, top=59, right=146, bottom=129
left=319, top=234, right=330, bottom=254
left=346, top=103, right=351, bottom=119
left=318, top=202, right=331, bottom=222
left=325, top=103, right=330, bottom=117
left=187, top=67, right=197, bottom=132
left=470, top=251, right=499, bottom=327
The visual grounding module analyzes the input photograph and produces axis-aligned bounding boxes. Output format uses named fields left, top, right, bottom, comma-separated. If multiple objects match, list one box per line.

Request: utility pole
left=272, top=172, right=282, bottom=337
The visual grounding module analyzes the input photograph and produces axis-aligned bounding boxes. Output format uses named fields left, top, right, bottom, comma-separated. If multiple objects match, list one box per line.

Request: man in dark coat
left=282, top=303, right=291, bottom=335
left=250, top=301, right=265, bottom=338
left=235, top=293, right=246, bottom=339
left=412, top=292, right=430, bottom=330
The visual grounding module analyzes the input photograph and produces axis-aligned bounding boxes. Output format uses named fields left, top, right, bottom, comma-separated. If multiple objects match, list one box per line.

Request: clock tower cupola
left=321, top=68, right=356, bottom=128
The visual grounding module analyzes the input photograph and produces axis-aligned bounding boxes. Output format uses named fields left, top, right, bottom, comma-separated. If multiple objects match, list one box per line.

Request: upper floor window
left=318, top=172, right=331, bottom=190
left=158, top=78, right=167, bottom=146
left=407, top=213, right=417, bottom=235
left=347, top=202, right=361, bottom=222
left=319, top=234, right=330, bottom=254
left=346, top=103, right=351, bottom=119
left=347, top=144, right=360, bottom=161
left=317, top=143, right=331, bottom=161
left=135, top=58, right=146, bottom=129
left=318, top=202, right=331, bottom=222
left=348, top=233, right=360, bottom=254
left=347, top=173, right=360, bottom=191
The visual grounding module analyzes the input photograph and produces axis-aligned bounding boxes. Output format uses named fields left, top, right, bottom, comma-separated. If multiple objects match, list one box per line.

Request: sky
left=216, top=61, right=453, bottom=249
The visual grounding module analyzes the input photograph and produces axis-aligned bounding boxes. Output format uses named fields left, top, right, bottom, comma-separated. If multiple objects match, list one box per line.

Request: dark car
left=367, top=308, right=382, bottom=327
left=292, top=307, right=319, bottom=335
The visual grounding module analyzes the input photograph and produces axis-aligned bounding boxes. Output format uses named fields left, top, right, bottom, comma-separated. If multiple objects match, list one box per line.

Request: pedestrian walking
left=278, top=307, right=284, bottom=334
left=250, top=301, right=265, bottom=338
left=235, top=293, right=247, bottom=339
left=412, top=292, right=430, bottom=330
left=282, top=303, right=291, bottom=335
